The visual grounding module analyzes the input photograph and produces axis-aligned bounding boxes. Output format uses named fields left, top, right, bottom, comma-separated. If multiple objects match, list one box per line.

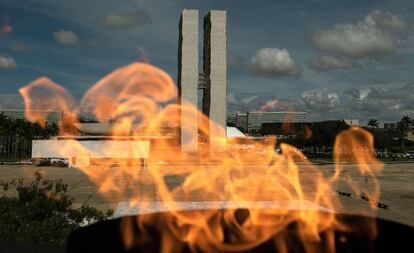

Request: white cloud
left=310, top=23, right=394, bottom=58
left=241, top=95, right=259, bottom=105
left=0, top=54, right=17, bottom=69
left=227, top=94, right=239, bottom=105
left=308, top=55, right=352, bottom=71
left=298, top=85, right=414, bottom=122
left=259, top=99, right=293, bottom=111
left=309, top=10, right=410, bottom=58
left=359, top=89, right=371, bottom=100
left=227, top=94, right=260, bottom=107
left=365, top=9, right=408, bottom=33
left=301, top=88, right=340, bottom=110
left=229, top=85, right=413, bottom=122
left=227, top=94, right=263, bottom=113
left=249, top=48, right=302, bottom=77
left=8, top=41, right=31, bottom=52
left=53, top=29, right=79, bottom=46
left=99, top=10, right=151, bottom=29
left=346, top=85, right=414, bottom=113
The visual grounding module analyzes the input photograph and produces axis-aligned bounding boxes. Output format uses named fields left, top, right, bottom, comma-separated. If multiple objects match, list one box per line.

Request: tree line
left=260, top=116, right=413, bottom=154
left=0, top=113, right=58, bottom=139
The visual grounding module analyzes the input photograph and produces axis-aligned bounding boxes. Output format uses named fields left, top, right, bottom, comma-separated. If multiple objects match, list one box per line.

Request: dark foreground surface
left=67, top=210, right=413, bottom=253
left=1, top=211, right=412, bottom=253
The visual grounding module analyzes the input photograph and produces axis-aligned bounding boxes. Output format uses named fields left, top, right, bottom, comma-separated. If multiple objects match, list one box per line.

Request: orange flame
left=1, top=15, right=12, bottom=34
left=20, top=62, right=383, bottom=252
left=1, top=24, right=12, bottom=34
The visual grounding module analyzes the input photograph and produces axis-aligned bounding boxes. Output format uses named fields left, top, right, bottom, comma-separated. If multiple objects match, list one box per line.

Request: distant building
left=384, top=122, right=414, bottom=131
left=343, top=119, right=359, bottom=127
left=227, top=113, right=237, bottom=126
left=384, top=123, right=397, bottom=130
left=236, top=113, right=247, bottom=131
left=408, top=131, right=414, bottom=142
left=246, top=111, right=307, bottom=134
left=226, top=112, right=248, bottom=132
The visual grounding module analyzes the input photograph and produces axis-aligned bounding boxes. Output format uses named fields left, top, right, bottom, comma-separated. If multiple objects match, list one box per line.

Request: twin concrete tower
left=177, top=10, right=227, bottom=152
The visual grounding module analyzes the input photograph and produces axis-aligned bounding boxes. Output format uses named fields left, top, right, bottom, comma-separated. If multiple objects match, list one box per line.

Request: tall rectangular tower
left=204, top=11, right=227, bottom=150
left=178, top=10, right=199, bottom=152
left=178, top=9, right=227, bottom=153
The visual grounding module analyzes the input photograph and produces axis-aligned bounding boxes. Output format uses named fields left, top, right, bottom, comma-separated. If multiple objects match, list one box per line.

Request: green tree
left=0, top=113, right=58, bottom=138
left=399, top=116, right=412, bottom=130
left=366, top=128, right=401, bottom=150
left=306, top=120, right=350, bottom=154
left=0, top=172, right=113, bottom=245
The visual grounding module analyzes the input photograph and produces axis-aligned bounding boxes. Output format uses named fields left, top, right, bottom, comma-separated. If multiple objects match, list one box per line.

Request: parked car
left=37, top=158, right=51, bottom=166
left=37, top=158, right=68, bottom=167
left=20, top=159, right=33, bottom=165
left=405, top=152, right=414, bottom=159
left=50, top=158, right=69, bottom=167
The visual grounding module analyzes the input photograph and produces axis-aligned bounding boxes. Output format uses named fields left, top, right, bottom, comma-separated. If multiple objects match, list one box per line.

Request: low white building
left=32, top=138, right=150, bottom=167
left=32, top=124, right=249, bottom=167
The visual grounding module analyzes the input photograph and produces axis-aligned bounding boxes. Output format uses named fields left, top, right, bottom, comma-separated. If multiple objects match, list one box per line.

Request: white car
left=50, top=158, right=69, bottom=167
left=20, top=160, right=33, bottom=165
left=405, top=152, right=414, bottom=159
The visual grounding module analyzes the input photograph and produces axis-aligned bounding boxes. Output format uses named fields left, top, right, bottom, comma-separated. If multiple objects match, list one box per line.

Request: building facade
left=384, top=123, right=397, bottom=131
left=236, top=113, right=247, bottom=132
left=227, top=112, right=237, bottom=126
left=246, top=111, right=307, bottom=134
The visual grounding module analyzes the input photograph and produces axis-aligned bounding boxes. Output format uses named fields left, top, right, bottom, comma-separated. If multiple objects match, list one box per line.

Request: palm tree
left=400, top=116, right=412, bottom=129
left=367, top=119, right=379, bottom=128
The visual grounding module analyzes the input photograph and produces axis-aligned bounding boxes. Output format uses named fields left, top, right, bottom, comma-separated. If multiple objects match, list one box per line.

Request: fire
left=1, top=23, right=12, bottom=34
left=19, top=62, right=383, bottom=252
left=1, top=15, right=12, bottom=34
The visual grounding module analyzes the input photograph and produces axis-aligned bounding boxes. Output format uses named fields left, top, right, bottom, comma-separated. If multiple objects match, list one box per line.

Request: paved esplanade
left=178, top=9, right=227, bottom=152
left=1, top=163, right=413, bottom=227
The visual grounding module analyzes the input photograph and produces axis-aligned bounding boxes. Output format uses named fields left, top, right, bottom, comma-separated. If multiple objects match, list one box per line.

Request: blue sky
left=0, top=0, right=413, bottom=123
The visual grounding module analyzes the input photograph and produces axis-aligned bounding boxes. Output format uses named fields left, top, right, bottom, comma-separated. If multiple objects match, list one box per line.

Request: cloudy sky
left=0, top=0, right=413, bottom=124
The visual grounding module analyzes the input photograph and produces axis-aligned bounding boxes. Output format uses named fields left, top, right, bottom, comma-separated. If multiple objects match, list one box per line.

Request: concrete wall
left=178, top=9, right=199, bottom=152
